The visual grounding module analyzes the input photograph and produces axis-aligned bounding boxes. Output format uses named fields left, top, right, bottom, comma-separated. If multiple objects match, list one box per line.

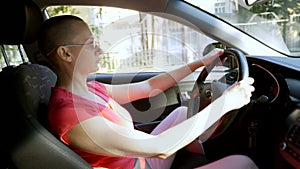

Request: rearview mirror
left=237, top=0, right=273, bottom=9
left=246, top=0, right=272, bottom=6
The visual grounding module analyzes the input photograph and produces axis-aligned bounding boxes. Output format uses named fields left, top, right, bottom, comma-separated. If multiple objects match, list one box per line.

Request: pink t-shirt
left=48, top=81, right=135, bottom=169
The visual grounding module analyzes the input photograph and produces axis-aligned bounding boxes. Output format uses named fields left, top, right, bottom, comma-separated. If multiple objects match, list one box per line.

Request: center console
left=280, top=108, right=300, bottom=168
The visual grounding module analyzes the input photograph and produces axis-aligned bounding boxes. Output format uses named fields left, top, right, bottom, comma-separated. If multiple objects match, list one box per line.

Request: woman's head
left=38, top=15, right=102, bottom=74
left=38, top=15, right=86, bottom=58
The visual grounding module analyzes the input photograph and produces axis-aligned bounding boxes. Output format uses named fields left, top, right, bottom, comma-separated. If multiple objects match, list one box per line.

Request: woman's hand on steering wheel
left=200, top=48, right=225, bottom=66
left=187, top=48, right=253, bottom=141
left=222, top=77, right=255, bottom=113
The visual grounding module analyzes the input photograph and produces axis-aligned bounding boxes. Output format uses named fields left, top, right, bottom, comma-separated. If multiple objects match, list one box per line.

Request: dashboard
left=246, top=55, right=300, bottom=169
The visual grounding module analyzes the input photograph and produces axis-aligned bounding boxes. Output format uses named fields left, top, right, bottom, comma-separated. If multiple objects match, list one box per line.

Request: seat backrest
left=0, top=0, right=92, bottom=168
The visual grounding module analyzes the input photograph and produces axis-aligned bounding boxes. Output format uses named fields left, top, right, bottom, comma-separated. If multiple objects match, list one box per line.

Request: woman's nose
left=96, top=46, right=104, bottom=55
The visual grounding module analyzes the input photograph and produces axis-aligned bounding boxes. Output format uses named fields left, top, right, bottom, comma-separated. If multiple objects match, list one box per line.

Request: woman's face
left=68, top=21, right=103, bottom=76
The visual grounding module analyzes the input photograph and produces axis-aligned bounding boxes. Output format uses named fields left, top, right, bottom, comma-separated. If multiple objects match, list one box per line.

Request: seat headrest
left=0, top=0, right=43, bottom=44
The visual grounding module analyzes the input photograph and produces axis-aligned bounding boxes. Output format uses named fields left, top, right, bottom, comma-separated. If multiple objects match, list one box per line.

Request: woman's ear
left=57, top=46, right=72, bottom=62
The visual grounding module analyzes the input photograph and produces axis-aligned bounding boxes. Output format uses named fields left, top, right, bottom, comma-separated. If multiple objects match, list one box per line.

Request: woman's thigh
left=146, top=107, right=188, bottom=169
left=194, top=155, right=258, bottom=169
left=150, top=106, right=188, bottom=135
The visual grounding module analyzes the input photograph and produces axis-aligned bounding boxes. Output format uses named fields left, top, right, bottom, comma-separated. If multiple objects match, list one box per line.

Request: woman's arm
left=104, top=49, right=224, bottom=104
left=65, top=77, right=254, bottom=158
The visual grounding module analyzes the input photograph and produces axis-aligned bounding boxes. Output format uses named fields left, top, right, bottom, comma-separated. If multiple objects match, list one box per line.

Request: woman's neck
left=56, top=71, right=89, bottom=95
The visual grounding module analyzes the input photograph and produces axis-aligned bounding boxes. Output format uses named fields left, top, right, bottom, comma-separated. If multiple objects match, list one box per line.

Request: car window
left=46, top=6, right=217, bottom=74
left=0, top=45, right=28, bottom=70
left=184, top=0, right=300, bottom=57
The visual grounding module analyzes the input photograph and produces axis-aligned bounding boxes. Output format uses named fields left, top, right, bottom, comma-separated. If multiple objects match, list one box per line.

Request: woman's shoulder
left=87, top=81, right=110, bottom=100
left=50, top=86, right=71, bottom=101
left=87, top=80, right=105, bottom=89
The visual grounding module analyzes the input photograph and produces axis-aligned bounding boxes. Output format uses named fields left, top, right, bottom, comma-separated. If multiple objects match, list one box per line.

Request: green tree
left=47, top=6, right=79, bottom=16
left=250, top=0, right=300, bottom=19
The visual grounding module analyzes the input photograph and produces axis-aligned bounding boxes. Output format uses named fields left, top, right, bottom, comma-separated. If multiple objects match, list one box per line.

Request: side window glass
left=46, top=6, right=217, bottom=73
left=0, top=45, right=28, bottom=70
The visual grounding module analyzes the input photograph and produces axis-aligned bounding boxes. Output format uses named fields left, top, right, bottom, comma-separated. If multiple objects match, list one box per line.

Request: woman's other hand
left=222, top=77, right=255, bottom=112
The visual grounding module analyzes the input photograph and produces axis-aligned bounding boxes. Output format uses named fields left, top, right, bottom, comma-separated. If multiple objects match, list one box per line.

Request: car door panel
left=89, top=73, right=195, bottom=123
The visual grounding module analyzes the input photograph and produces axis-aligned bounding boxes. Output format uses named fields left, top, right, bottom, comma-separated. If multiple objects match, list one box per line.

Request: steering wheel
left=187, top=48, right=249, bottom=141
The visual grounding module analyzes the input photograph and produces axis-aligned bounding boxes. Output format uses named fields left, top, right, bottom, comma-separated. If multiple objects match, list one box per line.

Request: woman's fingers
left=223, top=77, right=255, bottom=110
left=238, top=77, right=254, bottom=87
left=202, top=48, right=224, bottom=65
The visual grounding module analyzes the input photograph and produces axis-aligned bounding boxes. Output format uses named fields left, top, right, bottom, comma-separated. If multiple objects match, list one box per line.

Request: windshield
left=184, top=0, right=300, bottom=57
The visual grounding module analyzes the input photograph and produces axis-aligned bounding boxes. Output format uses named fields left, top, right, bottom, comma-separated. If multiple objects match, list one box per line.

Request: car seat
left=0, top=0, right=92, bottom=168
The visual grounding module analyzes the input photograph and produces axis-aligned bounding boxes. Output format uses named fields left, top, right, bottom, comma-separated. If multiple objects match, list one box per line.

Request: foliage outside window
left=0, top=45, right=28, bottom=70
left=185, top=0, right=300, bottom=55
